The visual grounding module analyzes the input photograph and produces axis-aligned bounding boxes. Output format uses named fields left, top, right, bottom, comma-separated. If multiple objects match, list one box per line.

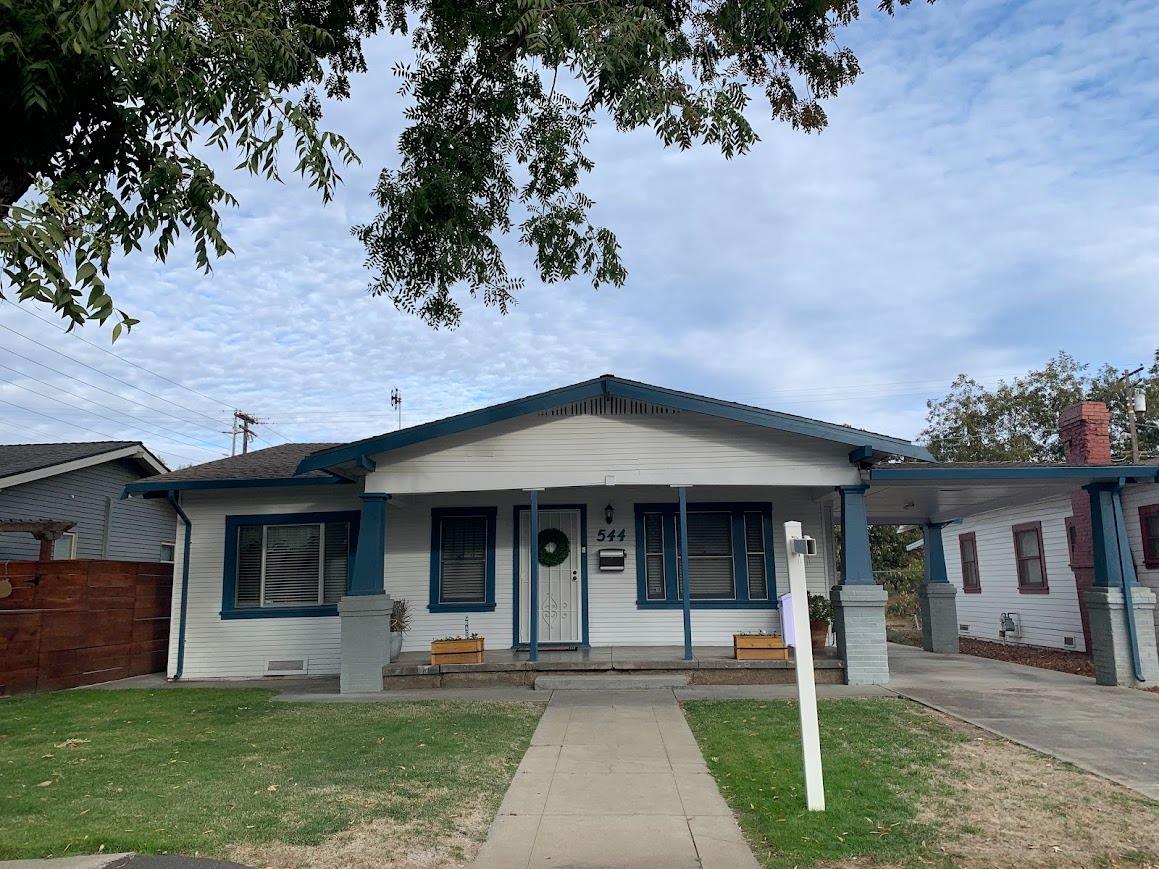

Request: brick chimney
left=1058, top=400, right=1112, bottom=654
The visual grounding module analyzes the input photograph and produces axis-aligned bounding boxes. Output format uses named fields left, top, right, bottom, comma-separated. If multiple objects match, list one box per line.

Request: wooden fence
left=0, top=560, right=172, bottom=696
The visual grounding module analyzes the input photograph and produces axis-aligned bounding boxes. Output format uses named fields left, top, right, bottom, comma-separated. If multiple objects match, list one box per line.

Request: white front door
left=519, top=508, right=582, bottom=644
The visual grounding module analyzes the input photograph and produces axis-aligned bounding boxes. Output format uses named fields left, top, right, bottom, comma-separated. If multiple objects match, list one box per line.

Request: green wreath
left=537, top=527, right=571, bottom=567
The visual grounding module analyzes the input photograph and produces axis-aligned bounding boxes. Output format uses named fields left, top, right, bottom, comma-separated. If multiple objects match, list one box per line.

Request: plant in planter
left=808, top=593, right=833, bottom=652
left=430, top=616, right=485, bottom=665
left=732, top=630, right=788, bottom=661
left=389, top=598, right=410, bottom=663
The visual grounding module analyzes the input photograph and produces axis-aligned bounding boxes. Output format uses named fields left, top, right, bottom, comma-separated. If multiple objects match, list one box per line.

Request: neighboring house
left=938, top=402, right=1158, bottom=657
left=123, top=377, right=1158, bottom=690
left=0, top=441, right=175, bottom=562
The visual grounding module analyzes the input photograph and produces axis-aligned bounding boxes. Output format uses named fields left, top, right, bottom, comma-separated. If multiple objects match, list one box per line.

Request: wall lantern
left=605, top=504, right=615, bottom=525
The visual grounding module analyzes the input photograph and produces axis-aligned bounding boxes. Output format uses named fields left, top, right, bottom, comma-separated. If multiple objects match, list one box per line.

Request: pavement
left=471, top=687, right=761, bottom=869
left=888, top=642, right=1159, bottom=800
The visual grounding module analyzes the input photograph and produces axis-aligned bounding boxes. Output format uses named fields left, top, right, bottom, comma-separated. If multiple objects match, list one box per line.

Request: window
left=222, top=512, right=359, bottom=618
left=634, top=503, right=774, bottom=608
left=1139, top=505, right=1159, bottom=569
left=958, top=532, right=980, bottom=592
left=1012, top=522, right=1048, bottom=593
left=51, top=532, right=77, bottom=560
left=429, top=507, right=496, bottom=612
left=159, top=542, right=176, bottom=563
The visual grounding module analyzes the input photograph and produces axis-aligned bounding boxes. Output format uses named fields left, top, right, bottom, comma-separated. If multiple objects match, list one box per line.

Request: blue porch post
left=529, top=490, right=540, bottom=663
left=831, top=485, right=889, bottom=684
left=677, top=486, right=693, bottom=661
left=917, top=522, right=958, bottom=654
left=1084, top=483, right=1158, bottom=686
left=339, top=492, right=392, bottom=694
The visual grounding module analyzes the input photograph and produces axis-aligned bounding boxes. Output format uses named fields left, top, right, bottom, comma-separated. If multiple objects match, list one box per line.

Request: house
left=0, top=441, right=174, bottom=562
left=937, top=402, right=1159, bottom=669
left=122, top=377, right=1159, bottom=692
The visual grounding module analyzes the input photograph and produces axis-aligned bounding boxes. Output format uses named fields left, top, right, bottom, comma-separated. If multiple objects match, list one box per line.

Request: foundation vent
left=1063, top=636, right=1075, bottom=647
left=265, top=658, right=308, bottom=676
left=959, top=624, right=969, bottom=632
left=539, top=396, right=679, bottom=417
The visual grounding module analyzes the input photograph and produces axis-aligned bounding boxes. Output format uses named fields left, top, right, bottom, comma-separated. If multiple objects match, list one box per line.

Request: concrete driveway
left=888, top=643, right=1159, bottom=800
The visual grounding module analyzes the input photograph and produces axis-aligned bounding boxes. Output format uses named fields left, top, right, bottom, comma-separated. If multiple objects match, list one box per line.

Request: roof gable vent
left=539, top=396, right=678, bottom=418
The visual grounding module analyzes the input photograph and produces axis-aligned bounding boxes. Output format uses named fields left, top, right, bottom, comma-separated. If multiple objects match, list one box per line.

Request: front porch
left=382, top=644, right=845, bottom=689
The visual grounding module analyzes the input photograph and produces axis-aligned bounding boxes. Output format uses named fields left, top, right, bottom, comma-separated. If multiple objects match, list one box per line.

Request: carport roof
left=861, top=462, right=1159, bottom=524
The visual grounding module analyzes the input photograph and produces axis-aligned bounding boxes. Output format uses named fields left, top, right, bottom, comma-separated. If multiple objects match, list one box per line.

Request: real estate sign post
left=784, top=520, right=826, bottom=811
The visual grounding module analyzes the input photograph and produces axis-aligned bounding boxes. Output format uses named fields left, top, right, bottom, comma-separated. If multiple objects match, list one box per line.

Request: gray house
left=0, top=442, right=175, bottom=562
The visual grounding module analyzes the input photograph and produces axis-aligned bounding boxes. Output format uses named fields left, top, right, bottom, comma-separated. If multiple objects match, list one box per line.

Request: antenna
left=390, top=388, right=402, bottom=431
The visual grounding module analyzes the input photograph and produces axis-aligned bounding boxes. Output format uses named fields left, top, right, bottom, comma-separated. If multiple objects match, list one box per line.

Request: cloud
left=2, top=0, right=1157, bottom=467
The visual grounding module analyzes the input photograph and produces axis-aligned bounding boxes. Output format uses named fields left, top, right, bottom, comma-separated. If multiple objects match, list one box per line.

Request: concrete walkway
left=888, top=643, right=1159, bottom=800
left=472, top=688, right=760, bottom=869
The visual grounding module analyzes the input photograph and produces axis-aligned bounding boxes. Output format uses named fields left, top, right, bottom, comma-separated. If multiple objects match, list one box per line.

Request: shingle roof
left=0, top=441, right=143, bottom=480
left=141, top=443, right=341, bottom=484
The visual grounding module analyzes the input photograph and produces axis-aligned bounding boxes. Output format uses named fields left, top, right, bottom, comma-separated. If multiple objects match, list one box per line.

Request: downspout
left=1111, top=480, right=1145, bottom=682
left=166, top=491, right=193, bottom=680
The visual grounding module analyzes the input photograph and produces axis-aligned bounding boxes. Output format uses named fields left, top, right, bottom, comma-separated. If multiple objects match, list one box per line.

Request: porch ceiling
left=858, top=463, right=1159, bottom=525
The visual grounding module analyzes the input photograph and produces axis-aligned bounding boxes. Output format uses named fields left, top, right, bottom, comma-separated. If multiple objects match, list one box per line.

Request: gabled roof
left=295, top=375, right=934, bottom=475
left=0, top=441, right=168, bottom=490
left=122, top=443, right=348, bottom=496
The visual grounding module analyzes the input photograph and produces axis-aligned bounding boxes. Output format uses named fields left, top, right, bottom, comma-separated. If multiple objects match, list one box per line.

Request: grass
left=0, top=689, right=541, bottom=861
left=683, top=699, right=960, bottom=868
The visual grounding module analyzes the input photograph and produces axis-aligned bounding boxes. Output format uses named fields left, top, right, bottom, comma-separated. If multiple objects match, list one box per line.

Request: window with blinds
left=439, top=515, right=489, bottom=603
left=235, top=521, right=351, bottom=609
left=637, top=503, right=774, bottom=606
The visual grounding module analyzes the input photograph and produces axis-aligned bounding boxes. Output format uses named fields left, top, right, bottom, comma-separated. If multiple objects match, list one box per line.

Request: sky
left=3, top=0, right=1159, bottom=469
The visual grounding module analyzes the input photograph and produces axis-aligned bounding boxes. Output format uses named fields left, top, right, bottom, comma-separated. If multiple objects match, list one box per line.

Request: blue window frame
left=221, top=511, right=360, bottom=619
left=633, top=502, right=776, bottom=609
left=429, top=507, right=497, bottom=612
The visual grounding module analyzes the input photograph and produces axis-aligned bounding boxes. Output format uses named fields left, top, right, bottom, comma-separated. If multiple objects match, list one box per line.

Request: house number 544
left=595, top=528, right=626, bottom=542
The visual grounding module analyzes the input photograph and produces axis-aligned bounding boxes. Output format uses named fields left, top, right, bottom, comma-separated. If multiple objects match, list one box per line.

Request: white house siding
left=1120, top=483, right=1159, bottom=636
left=171, top=483, right=835, bottom=679
left=364, top=410, right=863, bottom=494
left=940, top=495, right=1085, bottom=651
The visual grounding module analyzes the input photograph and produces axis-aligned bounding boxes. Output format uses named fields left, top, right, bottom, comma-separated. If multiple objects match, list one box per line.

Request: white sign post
left=783, top=520, right=825, bottom=811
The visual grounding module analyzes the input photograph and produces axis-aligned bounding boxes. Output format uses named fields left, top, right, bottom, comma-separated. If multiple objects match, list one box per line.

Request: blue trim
left=512, top=504, right=590, bottom=648
left=293, top=375, right=934, bottom=474
left=921, top=522, right=951, bottom=584
left=678, top=487, right=692, bottom=661
left=349, top=493, right=390, bottom=596
left=428, top=506, right=498, bottom=613
left=220, top=510, right=361, bottom=620
left=848, top=445, right=874, bottom=464
left=123, top=477, right=352, bottom=497
left=871, top=465, right=1159, bottom=483
left=838, top=485, right=874, bottom=586
left=632, top=501, right=778, bottom=609
left=166, top=492, right=192, bottom=678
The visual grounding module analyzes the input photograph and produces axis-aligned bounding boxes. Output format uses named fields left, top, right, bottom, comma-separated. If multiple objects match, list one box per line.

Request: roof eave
left=869, top=465, right=1159, bottom=483
left=121, top=476, right=354, bottom=498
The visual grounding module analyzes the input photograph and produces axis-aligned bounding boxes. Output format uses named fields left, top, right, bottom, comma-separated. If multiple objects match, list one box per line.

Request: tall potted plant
left=807, top=593, right=832, bottom=652
left=389, top=599, right=410, bottom=663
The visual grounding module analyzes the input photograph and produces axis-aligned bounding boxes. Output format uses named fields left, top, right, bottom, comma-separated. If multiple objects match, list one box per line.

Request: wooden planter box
left=733, top=634, right=789, bottom=661
left=431, top=637, right=485, bottom=666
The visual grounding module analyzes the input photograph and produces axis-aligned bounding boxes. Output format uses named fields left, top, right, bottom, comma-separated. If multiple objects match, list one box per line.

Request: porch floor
left=385, top=645, right=844, bottom=689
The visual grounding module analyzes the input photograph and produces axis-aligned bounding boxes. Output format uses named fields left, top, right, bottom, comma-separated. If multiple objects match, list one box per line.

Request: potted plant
left=808, top=593, right=832, bottom=652
left=389, top=598, right=410, bottom=663
left=430, top=617, right=485, bottom=665
left=732, top=630, right=788, bottom=661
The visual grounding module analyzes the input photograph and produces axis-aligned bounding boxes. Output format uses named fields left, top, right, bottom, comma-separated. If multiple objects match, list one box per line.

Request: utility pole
left=232, top=410, right=260, bottom=455
left=1116, top=366, right=1146, bottom=463
left=391, top=388, right=402, bottom=431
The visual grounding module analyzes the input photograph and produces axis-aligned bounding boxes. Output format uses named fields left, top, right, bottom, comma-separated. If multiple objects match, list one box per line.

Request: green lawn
left=0, top=689, right=541, bottom=861
left=683, top=698, right=960, bottom=868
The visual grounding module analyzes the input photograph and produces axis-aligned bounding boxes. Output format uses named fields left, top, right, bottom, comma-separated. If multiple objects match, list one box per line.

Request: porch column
left=1084, top=483, right=1159, bottom=686
left=339, top=493, right=392, bottom=694
left=830, top=485, right=889, bottom=685
left=528, top=490, right=540, bottom=662
left=917, top=522, right=958, bottom=654
left=677, top=485, right=693, bottom=661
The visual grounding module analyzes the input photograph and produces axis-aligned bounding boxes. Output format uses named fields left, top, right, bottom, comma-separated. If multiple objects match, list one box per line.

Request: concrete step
left=534, top=673, right=691, bottom=691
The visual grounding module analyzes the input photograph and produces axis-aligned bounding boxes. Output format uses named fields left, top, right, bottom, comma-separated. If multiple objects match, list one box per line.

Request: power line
left=0, top=364, right=229, bottom=453
left=3, top=300, right=234, bottom=411
left=0, top=321, right=229, bottom=429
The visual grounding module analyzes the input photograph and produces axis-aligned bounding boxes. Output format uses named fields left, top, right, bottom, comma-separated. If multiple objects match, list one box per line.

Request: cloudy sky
left=3, top=0, right=1158, bottom=469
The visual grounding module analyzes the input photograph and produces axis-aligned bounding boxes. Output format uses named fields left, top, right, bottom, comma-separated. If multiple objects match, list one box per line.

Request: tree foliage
left=920, top=349, right=1159, bottom=463
left=2, top=0, right=929, bottom=334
